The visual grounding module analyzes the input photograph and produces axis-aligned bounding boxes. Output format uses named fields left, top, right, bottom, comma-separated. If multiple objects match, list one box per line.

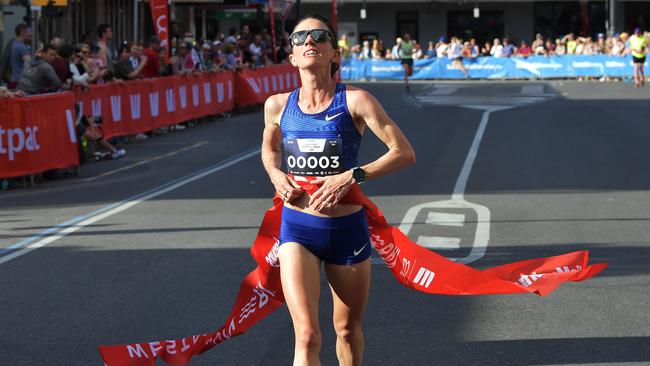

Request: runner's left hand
left=308, top=171, right=354, bottom=211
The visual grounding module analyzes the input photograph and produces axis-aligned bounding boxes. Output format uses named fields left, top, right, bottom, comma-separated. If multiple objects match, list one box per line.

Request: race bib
left=283, top=137, right=342, bottom=176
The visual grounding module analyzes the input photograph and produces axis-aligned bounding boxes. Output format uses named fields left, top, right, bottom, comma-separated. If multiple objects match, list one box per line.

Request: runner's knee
left=295, top=326, right=321, bottom=351
left=334, top=319, right=361, bottom=342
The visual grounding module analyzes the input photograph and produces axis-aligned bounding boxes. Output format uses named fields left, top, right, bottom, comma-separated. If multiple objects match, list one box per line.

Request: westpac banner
left=341, top=55, right=649, bottom=80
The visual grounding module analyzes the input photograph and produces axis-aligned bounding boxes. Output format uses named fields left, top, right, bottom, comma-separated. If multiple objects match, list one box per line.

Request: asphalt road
left=1, top=80, right=649, bottom=366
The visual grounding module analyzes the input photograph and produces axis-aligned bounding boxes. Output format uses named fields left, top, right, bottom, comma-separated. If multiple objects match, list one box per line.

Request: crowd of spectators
left=338, top=31, right=649, bottom=61
left=0, top=22, right=294, bottom=170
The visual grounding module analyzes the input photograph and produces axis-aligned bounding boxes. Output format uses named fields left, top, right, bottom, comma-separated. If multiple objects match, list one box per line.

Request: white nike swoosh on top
left=325, top=112, right=344, bottom=121
left=353, top=243, right=368, bottom=256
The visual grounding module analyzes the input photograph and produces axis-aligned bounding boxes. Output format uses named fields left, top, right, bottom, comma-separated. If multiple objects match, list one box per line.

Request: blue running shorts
left=279, top=206, right=372, bottom=265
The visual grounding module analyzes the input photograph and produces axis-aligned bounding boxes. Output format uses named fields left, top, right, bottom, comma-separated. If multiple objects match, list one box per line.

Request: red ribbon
left=99, top=178, right=607, bottom=366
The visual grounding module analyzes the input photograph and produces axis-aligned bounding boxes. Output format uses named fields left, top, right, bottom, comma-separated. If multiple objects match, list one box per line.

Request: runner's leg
left=279, top=243, right=323, bottom=366
left=325, top=258, right=371, bottom=366
left=403, top=63, right=410, bottom=91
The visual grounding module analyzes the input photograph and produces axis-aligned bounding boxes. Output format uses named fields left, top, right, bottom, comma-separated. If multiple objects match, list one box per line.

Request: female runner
left=261, top=14, right=416, bottom=366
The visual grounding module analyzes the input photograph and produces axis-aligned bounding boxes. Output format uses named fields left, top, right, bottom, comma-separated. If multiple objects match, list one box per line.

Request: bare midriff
left=284, top=191, right=362, bottom=217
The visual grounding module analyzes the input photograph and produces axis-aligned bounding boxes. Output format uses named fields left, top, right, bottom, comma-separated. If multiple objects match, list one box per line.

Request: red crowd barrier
left=74, top=72, right=235, bottom=139
left=0, top=92, right=79, bottom=178
left=235, top=64, right=301, bottom=107
left=2, top=65, right=302, bottom=179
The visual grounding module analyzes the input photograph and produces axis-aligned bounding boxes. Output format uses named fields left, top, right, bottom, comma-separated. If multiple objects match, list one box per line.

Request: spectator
left=225, top=28, right=237, bottom=45
left=468, top=38, right=480, bottom=59
left=531, top=34, right=545, bottom=55
left=481, top=40, right=492, bottom=56
left=0, top=85, right=25, bottom=98
left=51, top=44, right=74, bottom=88
left=435, top=36, right=449, bottom=58
left=96, top=24, right=114, bottom=69
left=371, top=39, right=383, bottom=60
left=17, top=45, right=62, bottom=95
left=222, top=43, right=241, bottom=70
left=275, top=39, right=290, bottom=63
left=141, top=36, right=162, bottom=78
left=554, top=38, right=566, bottom=55
left=391, top=37, right=401, bottom=59
left=424, top=41, right=435, bottom=58
left=502, top=38, right=516, bottom=57
left=447, top=36, right=468, bottom=77
left=9, top=24, right=33, bottom=88
left=338, top=34, right=351, bottom=59
left=350, top=44, right=361, bottom=59
left=159, top=47, right=174, bottom=76
left=112, top=43, right=148, bottom=80
left=563, top=33, right=577, bottom=54
left=545, top=39, right=556, bottom=55
left=50, top=37, right=64, bottom=50
left=516, top=40, right=532, bottom=57
left=359, top=40, right=372, bottom=60
left=491, top=38, right=504, bottom=57
left=595, top=33, right=607, bottom=54
left=129, top=42, right=144, bottom=69
left=249, top=34, right=264, bottom=67
left=69, top=44, right=92, bottom=86
left=412, top=42, right=423, bottom=60
left=201, top=43, right=215, bottom=71
left=74, top=107, right=126, bottom=159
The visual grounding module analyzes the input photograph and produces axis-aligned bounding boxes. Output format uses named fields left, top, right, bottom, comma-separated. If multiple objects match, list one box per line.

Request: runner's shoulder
left=265, top=92, right=291, bottom=125
left=344, top=85, right=379, bottom=115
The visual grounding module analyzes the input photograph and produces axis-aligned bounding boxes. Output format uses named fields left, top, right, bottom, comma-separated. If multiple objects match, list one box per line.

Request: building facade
left=1, top=0, right=648, bottom=55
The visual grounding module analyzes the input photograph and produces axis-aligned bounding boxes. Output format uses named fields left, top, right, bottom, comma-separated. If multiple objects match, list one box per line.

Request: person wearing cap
left=629, top=27, right=648, bottom=87
left=141, top=35, right=162, bottom=78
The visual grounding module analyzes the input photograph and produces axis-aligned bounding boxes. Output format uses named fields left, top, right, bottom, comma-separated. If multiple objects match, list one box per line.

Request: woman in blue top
left=262, top=14, right=416, bottom=366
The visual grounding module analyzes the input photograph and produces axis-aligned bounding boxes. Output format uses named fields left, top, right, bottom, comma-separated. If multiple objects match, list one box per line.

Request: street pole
left=609, top=0, right=615, bottom=35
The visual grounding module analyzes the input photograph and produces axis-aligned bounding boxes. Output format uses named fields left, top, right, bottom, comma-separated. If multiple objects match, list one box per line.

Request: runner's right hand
left=270, top=170, right=302, bottom=203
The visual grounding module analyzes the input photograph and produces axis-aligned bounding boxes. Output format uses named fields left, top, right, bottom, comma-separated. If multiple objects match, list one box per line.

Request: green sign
left=216, top=10, right=255, bottom=21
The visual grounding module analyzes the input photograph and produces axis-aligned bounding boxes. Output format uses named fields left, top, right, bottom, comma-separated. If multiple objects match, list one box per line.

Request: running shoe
left=111, top=149, right=126, bottom=159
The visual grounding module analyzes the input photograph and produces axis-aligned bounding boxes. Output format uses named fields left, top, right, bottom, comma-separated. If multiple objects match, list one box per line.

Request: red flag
left=269, top=0, right=277, bottom=63
left=150, top=0, right=169, bottom=51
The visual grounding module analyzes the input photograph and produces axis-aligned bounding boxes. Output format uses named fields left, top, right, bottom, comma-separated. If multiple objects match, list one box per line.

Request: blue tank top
left=280, top=83, right=361, bottom=176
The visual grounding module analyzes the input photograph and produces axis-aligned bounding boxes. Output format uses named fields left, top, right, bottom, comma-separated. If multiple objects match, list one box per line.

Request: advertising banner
left=0, top=92, right=78, bottom=178
left=341, top=55, right=650, bottom=80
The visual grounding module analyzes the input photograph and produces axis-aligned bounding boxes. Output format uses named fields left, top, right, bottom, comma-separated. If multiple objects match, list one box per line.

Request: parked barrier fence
left=1, top=64, right=301, bottom=180
left=341, top=55, right=649, bottom=80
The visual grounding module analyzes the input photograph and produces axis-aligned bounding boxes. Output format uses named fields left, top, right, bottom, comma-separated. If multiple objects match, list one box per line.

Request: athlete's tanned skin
left=261, top=14, right=415, bottom=366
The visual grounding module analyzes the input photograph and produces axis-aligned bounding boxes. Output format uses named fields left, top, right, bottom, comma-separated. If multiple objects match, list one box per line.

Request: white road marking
left=431, top=86, right=459, bottom=95
left=520, top=85, right=544, bottom=94
left=0, top=148, right=261, bottom=265
left=82, top=141, right=209, bottom=182
left=453, top=106, right=512, bottom=200
left=416, top=236, right=461, bottom=250
left=425, top=212, right=465, bottom=227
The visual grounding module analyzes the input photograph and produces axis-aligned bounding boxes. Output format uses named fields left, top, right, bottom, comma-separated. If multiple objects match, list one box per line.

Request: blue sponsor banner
left=340, top=55, right=648, bottom=80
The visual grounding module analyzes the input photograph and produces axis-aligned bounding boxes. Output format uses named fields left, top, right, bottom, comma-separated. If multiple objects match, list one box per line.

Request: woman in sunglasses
left=261, top=14, right=416, bottom=366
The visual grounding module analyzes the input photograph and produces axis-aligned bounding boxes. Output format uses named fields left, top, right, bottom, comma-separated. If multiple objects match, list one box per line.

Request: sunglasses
left=289, top=29, right=333, bottom=47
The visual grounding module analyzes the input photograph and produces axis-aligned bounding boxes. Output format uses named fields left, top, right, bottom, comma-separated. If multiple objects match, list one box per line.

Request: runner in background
left=629, top=28, right=648, bottom=87
left=262, top=14, right=415, bottom=366
left=398, top=33, right=414, bottom=92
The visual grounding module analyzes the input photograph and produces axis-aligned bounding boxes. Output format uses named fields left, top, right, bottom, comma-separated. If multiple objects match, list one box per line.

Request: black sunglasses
left=289, top=29, right=333, bottom=46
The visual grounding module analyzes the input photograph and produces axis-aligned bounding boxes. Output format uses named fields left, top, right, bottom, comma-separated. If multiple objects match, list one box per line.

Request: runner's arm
left=262, top=93, right=301, bottom=199
left=348, top=87, right=416, bottom=181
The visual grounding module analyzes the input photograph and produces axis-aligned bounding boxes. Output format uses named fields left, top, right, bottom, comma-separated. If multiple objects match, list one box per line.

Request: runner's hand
left=309, top=172, right=354, bottom=211
left=270, top=171, right=302, bottom=203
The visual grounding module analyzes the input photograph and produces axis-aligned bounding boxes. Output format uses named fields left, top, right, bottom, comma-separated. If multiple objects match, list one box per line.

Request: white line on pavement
left=452, top=106, right=511, bottom=200
left=82, top=141, right=209, bottom=182
left=0, top=147, right=261, bottom=265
